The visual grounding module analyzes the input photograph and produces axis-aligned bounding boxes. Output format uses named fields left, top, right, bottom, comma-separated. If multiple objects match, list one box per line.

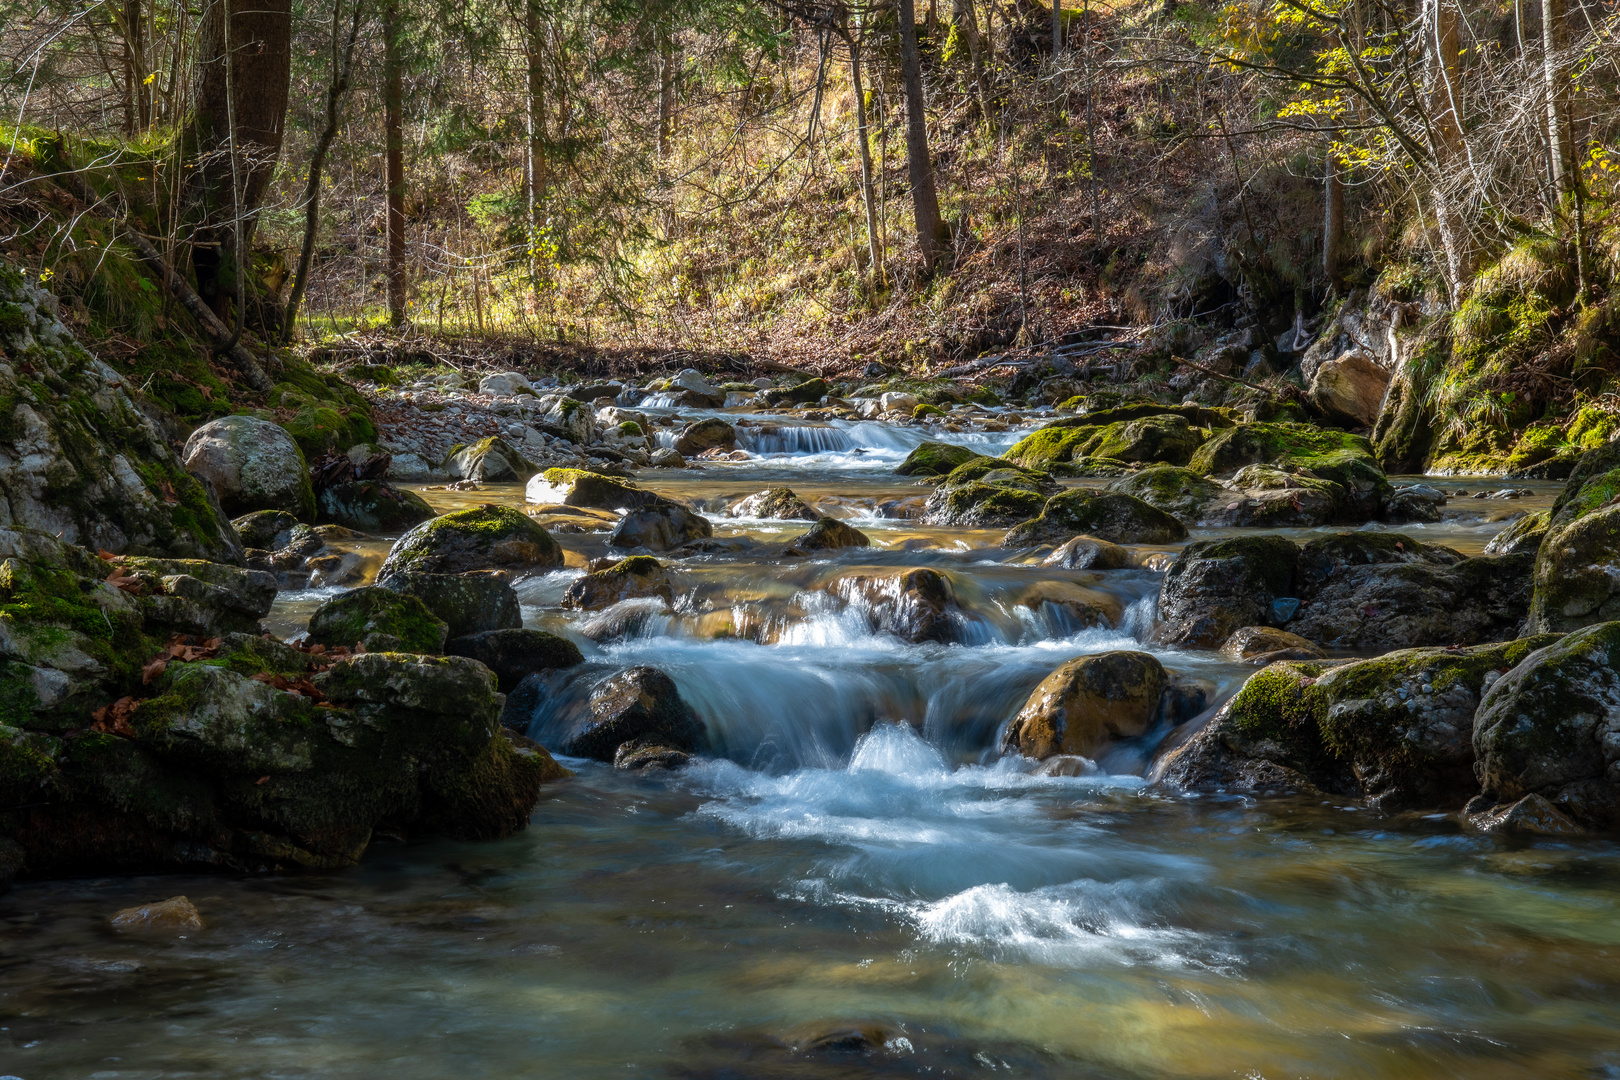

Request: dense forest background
left=3, top=0, right=1620, bottom=472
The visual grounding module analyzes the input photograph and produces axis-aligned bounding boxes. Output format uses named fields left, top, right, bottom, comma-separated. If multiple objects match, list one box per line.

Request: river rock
left=444, top=627, right=583, bottom=693
left=0, top=273, right=243, bottom=562
left=762, top=377, right=829, bottom=406
left=674, top=417, right=737, bottom=456
left=1003, top=490, right=1187, bottom=547
left=731, top=487, right=820, bottom=520
left=1187, top=422, right=1389, bottom=519
left=447, top=436, right=534, bottom=482
left=1220, top=626, right=1324, bottom=662
left=1153, top=535, right=1304, bottom=647
left=376, top=570, right=522, bottom=639
left=534, top=394, right=595, bottom=444
left=562, top=556, right=674, bottom=610
left=560, top=666, right=705, bottom=760
left=1001, top=651, right=1169, bottom=760
left=1473, top=621, right=1620, bottom=828
left=1005, top=414, right=1205, bottom=470
left=526, top=468, right=657, bottom=510
left=306, top=586, right=449, bottom=653
left=923, top=480, right=1048, bottom=528
left=182, top=415, right=315, bottom=522
left=316, top=479, right=434, bottom=533
left=1527, top=444, right=1620, bottom=632
left=380, top=506, right=563, bottom=577
left=648, top=447, right=686, bottom=468
left=479, top=371, right=533, bottom=397
left=895, top=441, right=981, bottom=477
left=608, top=501, right=713, bottom=551
left=1308, top=352, right=1391, bottom=427
left=1484, top=509, right=1550, bottom=556
left=879, top=390, right=918, bottom=415
left=111, top=896, right=204, bottom=931
left=233, top=509, right=299, bottom=550
left=1043, top=534, right=1130, bottom=569
left=613, top=740, right=691, bottom=770
left=787, top=517, right=870, bottom=551
left=669, top=368, right=725, bottom=407
left=839, top=568, right=957, bottom=643
left=1467, top=793, right=1585, bottom=835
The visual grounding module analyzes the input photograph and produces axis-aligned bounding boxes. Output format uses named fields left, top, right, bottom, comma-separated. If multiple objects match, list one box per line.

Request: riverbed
left=4, top=410, right=1613, bottom=1079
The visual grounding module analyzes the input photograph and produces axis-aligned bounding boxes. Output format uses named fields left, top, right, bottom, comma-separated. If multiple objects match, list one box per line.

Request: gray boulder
left=182, top=415, right=315, bottom=521
left=559, top=666, right=705, bottom=760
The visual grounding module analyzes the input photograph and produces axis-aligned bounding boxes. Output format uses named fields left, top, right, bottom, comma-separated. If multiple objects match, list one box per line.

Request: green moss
left=895, top=441, right=982, bottom=476
left=1226, top=661, right=1331, bottom=753
left=1004, top=426, right=1093, bottom=469
left=306, top=587, right=448, bottom=653
left=913, top=403, right=945, bottom=419
left=610, top=555, right=663, bottom=576
left=0, top=723, right=59, bottom=805
left=1567, top=405, right=1620, bottom=450
left=617, top=421, right=644, bottom=436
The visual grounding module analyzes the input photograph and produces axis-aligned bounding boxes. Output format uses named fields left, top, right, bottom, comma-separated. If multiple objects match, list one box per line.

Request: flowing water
left=5, top=409, right=1611, bottom=1079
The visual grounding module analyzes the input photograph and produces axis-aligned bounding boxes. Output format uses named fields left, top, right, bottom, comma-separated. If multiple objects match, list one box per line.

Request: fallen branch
left=1169, top=354, right=1277, bottom=396
left=53, top=165, right=273, bottom=393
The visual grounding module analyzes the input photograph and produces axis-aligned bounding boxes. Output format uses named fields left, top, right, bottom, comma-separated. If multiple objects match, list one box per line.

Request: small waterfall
left=735, top=425, right=854, bottom=455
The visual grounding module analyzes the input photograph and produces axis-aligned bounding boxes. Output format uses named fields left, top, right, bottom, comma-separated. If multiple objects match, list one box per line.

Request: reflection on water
left=15, top=410, right=1607, bottom=1078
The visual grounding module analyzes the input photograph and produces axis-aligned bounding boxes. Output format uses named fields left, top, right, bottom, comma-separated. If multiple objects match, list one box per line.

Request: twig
left=1170, top=354, right=1277, bottom=396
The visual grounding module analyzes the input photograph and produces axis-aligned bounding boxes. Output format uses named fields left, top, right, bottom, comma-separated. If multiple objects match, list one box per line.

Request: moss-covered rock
left=562, top=556, right=674, bottom=610
left=376, top=570, right=522, bottom=640
left=380, top=506, right=563, bottom=577
left=1003, top=490, right=1188, bottom=547
left=788, top=517, right=871, bottom=551
left=761, top=378, right=828, bottom=406
left=730, top=486, right=820, bottom=520
left=181, top=415, right=315, bottom=522
left=673, top=417, right=737, bottom=456
left=1106, top=467, right=1229, bottom=521
left=316, top=480, right=433, bottom=534
left=894, top=441, right=981, bottom=477
left=1188, top=422, right=1390, bottom=519
left=923, top=481, right=1050, bottom=528
left=1484, top=509, right=1551, bottom=556
left=1006, top=415, right=1206, bottom=470
left=444, top=628, right=583, bottom=693
left=232, top=510, right=299, bottom=550
left=305, top=586, right=449, bottom=653
left=446, top=436, right=534, bottom=483
left=1473, top=622, right=1620, bottom=827
left=0, top=272, right=242, bottom=562
left=525, top=467, right=655, bottom=510
left=1527, top=443, right=1620, bottom=632
left=1153, top=535, right=1302, bottom=647
left=1001, top=651, right=1169, bottom=760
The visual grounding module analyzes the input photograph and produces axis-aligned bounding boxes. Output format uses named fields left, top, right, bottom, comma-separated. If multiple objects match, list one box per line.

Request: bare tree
left=383, top=1, right=406, bottom=326
left=896, top=0, right=946, bottom=274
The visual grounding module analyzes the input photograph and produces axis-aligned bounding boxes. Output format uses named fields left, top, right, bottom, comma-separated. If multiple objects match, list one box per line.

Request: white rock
left=880, top=392, right=919, bottom=415
left=479, top=371, right=533, bottom=397
left=181, top=415, right=311, bottom=519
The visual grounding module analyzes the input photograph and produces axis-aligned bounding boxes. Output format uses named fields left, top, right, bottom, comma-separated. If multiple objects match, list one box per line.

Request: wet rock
left=1003, top=490, right=1187, bottom=547
left=1381, top=486, right=1445, bottom=524
left=787, top=517, right=870, bottom=551
left=1001, top=651, right=1169, bottom=760
left=316, top=479, right=434, bottom=533
left=182, top=414, right=315, bottom=521
left=731, top=487, right=820, bottom=520
left=673, top=417, right=737, bottom=456
left=1473, top=621, right=1620, bottom=828
left=0, top=275, right=243, bottom=562
left=1485, top=509, right=1550, bottom=556
left=232, top=509, right=299, bottom=550
left=669, top=368, right=725, bottom=407
left=1467, top=793, right=1585, bottom=835
left=923, top=481, right=1048, bottom=528
left=1220, top=626, right=1324, bottom=662
left=1042, top=534, right=1130, bottom=570
left=613, top=740, right=691, bottom=771
left=1527, top=444, right=1620, bottom=632
left=525, top=467, right=657, bottom=510
left=1107, top=466, right=1231, bottom=522
left=560, top=666, right=705, bottom=761
left=111, top=896, right=203, bottom=931
left=648, top=447, right=686, bottom=468
left=1308, top=351, right=1392, bottom=427
left=1289, top=552, right=1533, bottom=651
left=840, top=568, right=958, bottom=643
left=116, top=556, right=279, bottom=637
left=377, top=570, right=522, bottom=639
left=1013, top=580, right=1123, bottom=630
left=306, top=586, right=449, bottom=653
left=444, top=627, right=583, bottom=693
left=562, top=556, right=674, bottom=610
left=380, top=505, right=563, bottom=577
left=447, top=436, right=533, bottom=482
left=1187, top=422, right=1389, bottom=519
left=607, top=502, right=714, bottom=552
left=1153, top=535, right=1302, bottom=647
left=894, top=441, right=980, bottom=477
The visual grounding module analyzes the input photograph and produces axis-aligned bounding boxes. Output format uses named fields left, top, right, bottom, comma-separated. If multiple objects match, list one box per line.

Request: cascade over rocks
left=0, top=270, right=242, bottom=563
left=559, top=666, right=706, bottom=761
left=1153, top=532, right=1529, bottom=651
left=562, top=556, right=674, bottom=610
left=181, top=415, right=315, bottom=521
left=673, top=417, right=737, bottom=456
left=1001, top=651, right=1171, bottom=761
left=380, top=505, right=562, bottom=577
left=837, top=568, right=959, bottom=643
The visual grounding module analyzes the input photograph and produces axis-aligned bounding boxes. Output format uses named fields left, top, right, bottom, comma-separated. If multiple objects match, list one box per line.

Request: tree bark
left=282, top=0, right=365, bottom=344
left=384, top=2, right=407, bottom=326
left=1543, top=0, right=1570, bottom=199
left=896, top=0, right=947, bottom=274
left=1053, top=0, right=1063, bottom=53
left=188, top=0, right=293, bottom=322
left=1426, top=0, right=1469, bottom=303
left=657, top=17, right=676, bottom=237
left=526, top=0, right=549, bottom=284
left=1323, top=149, right=1343, bottom=288
left=843, top=10, right=883, bottom=280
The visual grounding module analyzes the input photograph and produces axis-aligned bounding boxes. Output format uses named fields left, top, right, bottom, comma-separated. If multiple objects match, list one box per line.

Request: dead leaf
left=91, top=697, right=139, bottom=737
left=255, top=775, right=270, bottom=786
left=141, top=657, right=168, bottom=684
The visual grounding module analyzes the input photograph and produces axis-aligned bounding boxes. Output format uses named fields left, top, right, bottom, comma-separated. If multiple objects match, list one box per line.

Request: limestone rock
left=1002, top=651, right=1169, bottom=760
left=478, top=371, right=533, bottom=397
left=182, top=415, right=315, bottom=521
left=380, top=505, right=563, bottom=577
left=668, top=368, right=725, bottom=407
left=534, top=394, right=595, bottom=445
left=1308, top=351, right=1392, bottom=427
left=447, top=436, right=533, bottom=482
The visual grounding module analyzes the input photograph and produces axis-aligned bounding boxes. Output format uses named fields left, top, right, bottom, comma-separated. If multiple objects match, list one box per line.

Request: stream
left=4, top=409, right=1618, bottom=1079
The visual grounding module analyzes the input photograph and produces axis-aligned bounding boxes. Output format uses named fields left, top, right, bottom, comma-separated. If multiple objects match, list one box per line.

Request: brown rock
left=1042, top=534, right=1131, bottom=570
left=1002, top=651, right=1169, bottom=760
left=111, top=896, right=203, bottom=931
left=1219, top=626, right=1325, bottom=663
left=1467, top=793, right=1585, bottom=836
left=1308, top=351, right=1391, bottom=427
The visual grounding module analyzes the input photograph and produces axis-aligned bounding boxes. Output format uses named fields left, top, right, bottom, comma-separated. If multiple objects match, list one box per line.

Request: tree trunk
left=1053, top=0, right=1063, bottom=53
left=282, top=0, right=365, bottom=344
left=896, top=0, right=946, bottom=274
left=844, top=12, right=883, bottom=280
left=1323, top=149, right=1343, bottom=288
left=955, top=0, right=992, bottom=122
left=188, top=0, right=293, bottom=322
left=1426, top=0, right=1469, bottom=303
left=526, top=0, right=548, bottom=287
left=384, top=1, right=407, bottom=327
left=1543, top=0, right=1570, bottom=199
left=657, top=18, right=676, bottom=237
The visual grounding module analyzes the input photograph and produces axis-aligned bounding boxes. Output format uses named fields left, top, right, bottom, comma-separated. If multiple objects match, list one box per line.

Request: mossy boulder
left=1001, top=651, right=1169, bottom=760
left=1484, top=509, right=1551, bottom=556
left=923, top=481, right=1049, bottom=528
left=1187, top=422, right=1390, bottom=519
left=1153, top=535, right=1302, bottom=647
left=606, top=502, right=713, bottom=552
left=1106, top=467, right=1228, bottom=522
left=1003, top=490, right=1188, bottom=547
left=939, top=457, right=1057, bottom=493
left=1005, top=415, right=1205, bottom=470
left=376, top=570, right=522, bottom=639
left=761, top=378, right=828, bottom=406
left=380, top=506, right=563, bottom=577
left=316, top=480, right=434, bottom=534
left=1527, top=444, right=1620, bottom=632
left=0, top=274, right=242, bottom=562
left=525, top=468, right=656, bottom=510
left=730, top=487, right=820, bottom=520
left=1473, top=622, right=1620, bottom=828
left=444, top=628, right=583, bottom=693
left=788, top=517, right=871, bottom=551
left=534, top=395, right=594, bottom=445
left=232, top=510, right=299, bottom=550
left=673, top=417, right=737, bottom=456
left=305, top=586, right=449, bottom=653
left=181, top=415, right=315, bottom=522
left=446, top=436, right=534, bottom=483
left=562, top=556, right=674, bottom=610
left=558, top=666, right=706, bottom=761
left=895, top=441, right=981, bottom=477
